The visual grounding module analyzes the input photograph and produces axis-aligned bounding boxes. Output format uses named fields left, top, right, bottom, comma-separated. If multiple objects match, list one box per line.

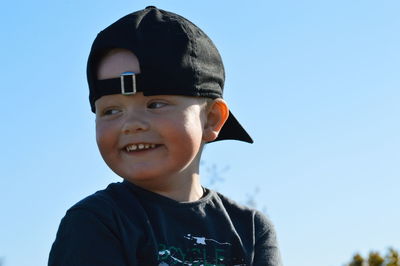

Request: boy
left=49, top=6, right=282, bottom=265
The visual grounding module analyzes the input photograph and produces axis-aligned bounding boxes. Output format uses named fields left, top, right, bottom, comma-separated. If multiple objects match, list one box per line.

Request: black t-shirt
left=48, top=181, right=282, bottom=265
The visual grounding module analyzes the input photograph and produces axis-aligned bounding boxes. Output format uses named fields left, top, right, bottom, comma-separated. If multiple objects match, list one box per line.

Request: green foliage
left=347, top=248, right=399, bottom=266
left=386, top=248, right=400, bottom=266
left=368, top=251, right=384, bottom=266
left=349, top=253, right=364, bottom=266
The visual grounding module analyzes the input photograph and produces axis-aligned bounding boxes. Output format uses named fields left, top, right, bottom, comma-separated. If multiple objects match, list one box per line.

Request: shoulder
left=213, top=192, right=282, bottom=265
left=63, top=182, right=122, bottom=221
left=214, top=192, right=252, bottom=213
left=56, top=182, right=128, bottom=232
left=70, top=182, right=123, bottom=211
left=49, top=182, right=143, bottom=266
left=58, top=181, right=151, bottom=234
left=215, top=192, right=273, bottom=224
left=213, top=191, right=277, bottom=240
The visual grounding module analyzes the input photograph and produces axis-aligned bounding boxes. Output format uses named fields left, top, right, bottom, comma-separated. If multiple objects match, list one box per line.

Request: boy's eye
left=103, top=108, right=121, bottom=116
left=147, top=101, right=167, bottom=109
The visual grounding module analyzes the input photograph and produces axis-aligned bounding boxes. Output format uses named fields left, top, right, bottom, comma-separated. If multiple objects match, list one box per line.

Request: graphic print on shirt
left=157, top=234, right=246, bottom=265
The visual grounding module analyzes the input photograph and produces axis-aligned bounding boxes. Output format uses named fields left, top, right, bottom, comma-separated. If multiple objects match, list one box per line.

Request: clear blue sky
left=1, top=0, right=399, bottom=265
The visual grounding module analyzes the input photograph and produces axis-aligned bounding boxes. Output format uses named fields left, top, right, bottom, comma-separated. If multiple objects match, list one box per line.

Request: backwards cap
left=87, top=6, right=253, bottom=143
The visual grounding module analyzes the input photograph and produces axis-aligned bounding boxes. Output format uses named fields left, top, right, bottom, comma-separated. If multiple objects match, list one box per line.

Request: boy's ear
left=202, top=98, right=229, bottom=142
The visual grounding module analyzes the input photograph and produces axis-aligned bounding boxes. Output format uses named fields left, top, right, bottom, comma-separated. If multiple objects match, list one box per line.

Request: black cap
left=87, top=6, right=253, bottom=143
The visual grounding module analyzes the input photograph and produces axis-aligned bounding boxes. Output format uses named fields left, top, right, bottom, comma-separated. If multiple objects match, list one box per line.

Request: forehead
left=97, top=49, right=141, bottom=80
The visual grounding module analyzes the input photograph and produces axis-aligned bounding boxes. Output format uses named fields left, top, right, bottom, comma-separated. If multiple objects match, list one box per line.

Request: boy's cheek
left=96, top=120, right=115, bottom=136
left=95, top=126, right=113, bottom=150
left=95, top=125, right=104, bottom=144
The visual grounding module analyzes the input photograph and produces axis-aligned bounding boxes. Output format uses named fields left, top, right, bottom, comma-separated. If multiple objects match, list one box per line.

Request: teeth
left=126, top=144, right=157, bottom=152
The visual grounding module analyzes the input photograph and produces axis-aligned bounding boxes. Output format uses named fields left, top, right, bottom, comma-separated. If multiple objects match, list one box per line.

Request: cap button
left=145, top=6, right=157, bottom=9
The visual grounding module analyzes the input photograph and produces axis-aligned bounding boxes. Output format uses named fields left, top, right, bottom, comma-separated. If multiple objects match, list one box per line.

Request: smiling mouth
left=125, top=143, right=159, bottom=152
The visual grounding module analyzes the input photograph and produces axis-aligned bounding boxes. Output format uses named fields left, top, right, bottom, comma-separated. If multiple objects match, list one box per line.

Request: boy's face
left=94, top=49, right=209, bottom=185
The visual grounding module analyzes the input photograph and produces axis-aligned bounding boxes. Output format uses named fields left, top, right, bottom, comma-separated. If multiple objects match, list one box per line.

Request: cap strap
left=120, top=72, right=136, bottom=95
left=95, top=72, right=141, bottom=98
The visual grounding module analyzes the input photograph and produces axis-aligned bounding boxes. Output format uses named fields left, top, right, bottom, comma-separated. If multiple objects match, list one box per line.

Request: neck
left=156, top=177, right=204, bottom=202
left=129, top=173, right=204, bottom=202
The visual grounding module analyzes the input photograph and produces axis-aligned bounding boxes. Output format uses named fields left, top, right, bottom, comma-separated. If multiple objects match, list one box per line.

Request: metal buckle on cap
left=120, top=72, right=136, bottom=95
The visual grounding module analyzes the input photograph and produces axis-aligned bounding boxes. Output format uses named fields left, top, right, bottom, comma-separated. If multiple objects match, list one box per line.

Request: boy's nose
left=121, top=114, right=150, bottom=134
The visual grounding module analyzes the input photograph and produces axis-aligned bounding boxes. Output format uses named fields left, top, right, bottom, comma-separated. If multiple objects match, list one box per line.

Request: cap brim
left=213, top=111, right=253, bottom=143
